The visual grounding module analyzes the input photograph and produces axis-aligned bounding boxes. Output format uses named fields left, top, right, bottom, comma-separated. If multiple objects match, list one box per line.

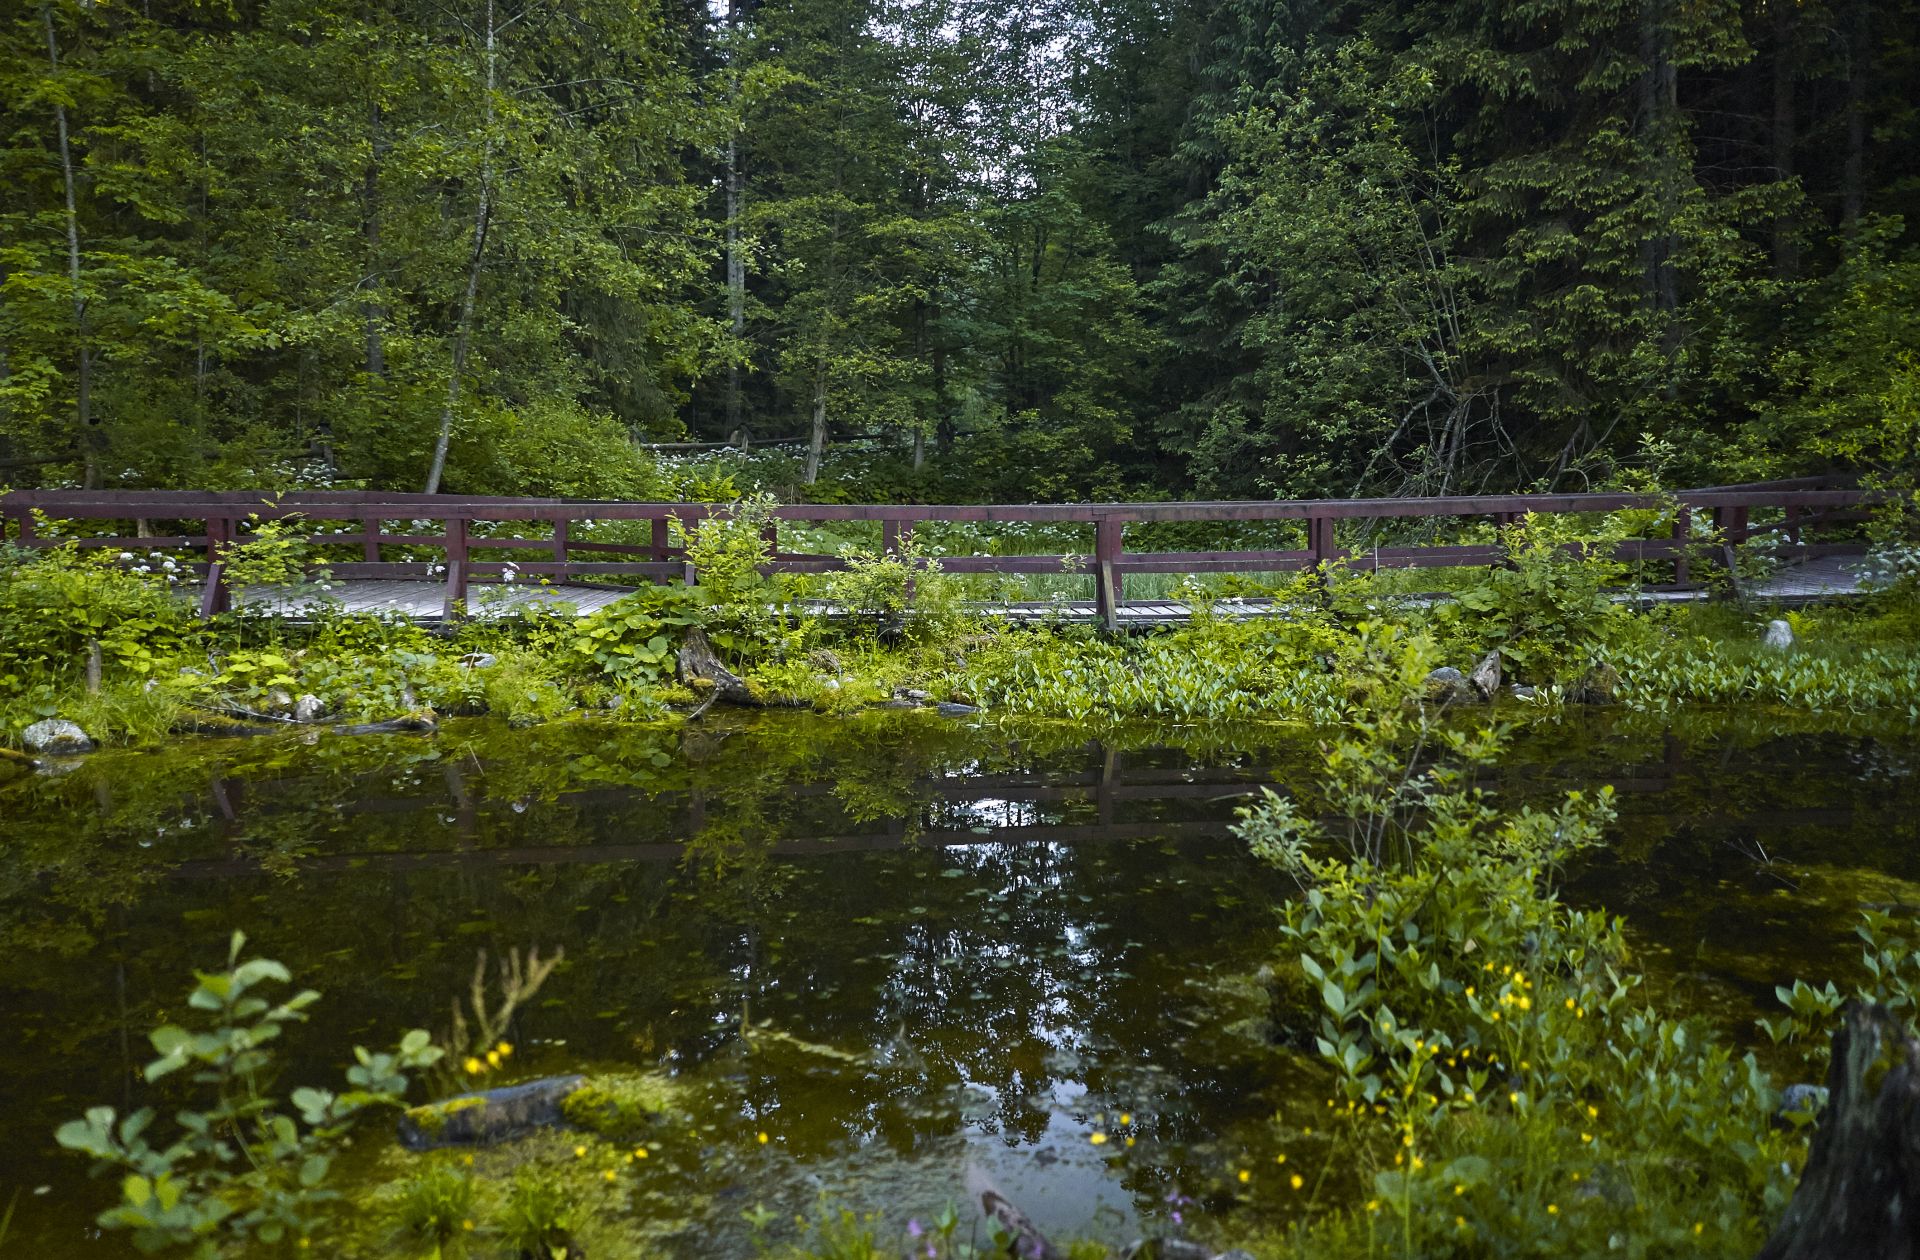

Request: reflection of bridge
left=0, top=478, right=1876, bottom=631
left=159, top=751, right=1864, bottom=880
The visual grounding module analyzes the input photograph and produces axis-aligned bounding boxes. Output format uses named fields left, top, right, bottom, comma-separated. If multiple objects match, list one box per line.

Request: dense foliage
left=3, top=0, right=1918, bottom=500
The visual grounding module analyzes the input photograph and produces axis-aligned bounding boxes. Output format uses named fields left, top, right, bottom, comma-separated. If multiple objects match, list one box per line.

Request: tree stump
left=676, top=627, right=756, bottom=706
left=1757, top=1000, right=1920, bottom=1260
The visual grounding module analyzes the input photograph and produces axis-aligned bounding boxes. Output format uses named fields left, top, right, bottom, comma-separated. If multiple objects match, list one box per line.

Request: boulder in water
left=1423, top=666, right=1472, bottom=704
left=397, top=1074, right=585, bottom=1151
left=294, top=694, right=326, bottom=723
left=22, top=719, right=93, bottom=756
left=1467, top=650, right=1502, bottom=699
left=1571, top=663, right=1620, bottom=704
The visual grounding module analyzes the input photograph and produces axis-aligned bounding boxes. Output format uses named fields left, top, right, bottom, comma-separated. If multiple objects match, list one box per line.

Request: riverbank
left=4, top=526, right=1918, bottom=762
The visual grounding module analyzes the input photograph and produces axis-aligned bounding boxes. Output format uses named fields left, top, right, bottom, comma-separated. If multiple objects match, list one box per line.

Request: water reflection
left=0, top=711, right=1916, bottom=1255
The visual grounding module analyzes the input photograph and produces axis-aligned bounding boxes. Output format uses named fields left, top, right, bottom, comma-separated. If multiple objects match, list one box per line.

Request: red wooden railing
left=0, top=480, right=1874, bottom=629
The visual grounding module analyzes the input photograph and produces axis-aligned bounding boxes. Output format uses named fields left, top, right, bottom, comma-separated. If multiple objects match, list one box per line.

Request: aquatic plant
left=1233, top=660, right=1811, bottom=1257
left=53, top=931, right=443, bottom=1254
left=394, top=1163, right=478, bottom=1253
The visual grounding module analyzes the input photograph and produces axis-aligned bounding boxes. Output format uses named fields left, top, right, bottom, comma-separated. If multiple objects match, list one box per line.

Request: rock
left=1776, top=1083, right=1828, bottom=1125
left=936, top=701, right=980, bottom=717
left=397, top=1074, right=585, bottom=1151
left=21, top=719, right=93, bottom=756
left=1764, top=619, right=1794, bottom=651
left=459, top=652, right=499, bottom=670
left=808, top=648, right=844, bottom=674
left=1571, top=662, right=1620, bottom=704
left=898, top=688, right=932, bottom=703
left=265, top=688, right=294, bottom=714
left=1467, top=650, right=1501, bottom=699
left=1509, top=684, right=1538, bottom=701
left=1422, top=666, right=1472, bottom=704
left=293, top=694, right=325, bottom=723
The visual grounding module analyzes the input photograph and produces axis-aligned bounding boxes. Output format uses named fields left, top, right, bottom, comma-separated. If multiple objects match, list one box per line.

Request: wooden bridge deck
left=206, top=553, right=1871, bottom=624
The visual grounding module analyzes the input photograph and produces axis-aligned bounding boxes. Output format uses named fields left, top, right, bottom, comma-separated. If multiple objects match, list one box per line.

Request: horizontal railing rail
left=0, top=482, right=1878, bottom=629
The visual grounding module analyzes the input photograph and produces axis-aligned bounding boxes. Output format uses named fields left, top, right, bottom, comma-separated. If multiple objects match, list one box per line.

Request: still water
left=1, top=709, right=1916, bottom=1255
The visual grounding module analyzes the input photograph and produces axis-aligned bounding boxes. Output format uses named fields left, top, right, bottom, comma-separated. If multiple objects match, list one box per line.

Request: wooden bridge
left=0, top=478, right=1878, bottom=630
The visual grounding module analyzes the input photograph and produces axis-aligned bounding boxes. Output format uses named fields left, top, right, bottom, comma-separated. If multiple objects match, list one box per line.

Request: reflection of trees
left=3, top=709, right=1918, bottom=1239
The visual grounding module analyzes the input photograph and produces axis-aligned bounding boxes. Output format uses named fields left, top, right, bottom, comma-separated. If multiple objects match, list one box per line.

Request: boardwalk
left=203, top=552, right=1873, bottom=626
left=2, top=481, right=1879, bottom=628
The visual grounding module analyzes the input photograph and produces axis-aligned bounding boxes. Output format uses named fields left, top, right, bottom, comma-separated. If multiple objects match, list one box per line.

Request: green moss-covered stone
left=558, top=1072, right=683, bottom=1138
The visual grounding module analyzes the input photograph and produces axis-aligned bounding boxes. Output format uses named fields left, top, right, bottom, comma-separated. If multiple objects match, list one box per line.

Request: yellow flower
left=1581, top=1132, right=1593, bottom=1144
left=486, top=1050, right=501, bottom=1068
left=1547, top=1204, right=1558, bottom=1216
left=1275, top=1153, right=1287, bottom=1165
left=632, top=1147, right=649, bottom=1160
left=497, top=1041, right=513, bottom=1057
left=603, top=1169, right=618, bottom=1183
left=1454, top=1216, right=1465, bottom=1229
left=462, top=1220, right=475, bottom=1232
left=1402, top=1133, right=1415, bottom=1147
left=1577, top=1007, right=1586, bottom=1019
left=1517, top=996, right=1532, bottom=1011
left=1565, top=998, right=1576, bottom=1010
left=1453, top=1185, right=1465, bottom=1196
left=1411, top=1157, right=1425, bottom=1171
left=1119, top=1113, right=1132, bottom=1126
left=462, top=1056, right=485, bottom=1075
left=756, top=1131, right=770, bottom=1145
left=1089, top=1133, right=1108, bottom=1146
left=1489, top=1011, right=1501, bottom=1022
left=574, top=1145, right=587, bottom=1158
left=1508, top=1092, right=1520, bottom=1106
left=1366, top=1200, right=1380, bottom=1213
left=1125, top=1136, right=1135, bottom=1148
left=1693, top=1223, right=1704, bottom=1235
left=1586, top=1104, right=1599, bottom=1119
left=1290, top=1174, right=1304, bottom=1191
left=1238, top=1170, right=1251, bottom=1184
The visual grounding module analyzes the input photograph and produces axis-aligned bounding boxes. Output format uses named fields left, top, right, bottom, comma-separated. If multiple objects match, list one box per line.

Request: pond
left=2, top=709, right=1917, bottom=1256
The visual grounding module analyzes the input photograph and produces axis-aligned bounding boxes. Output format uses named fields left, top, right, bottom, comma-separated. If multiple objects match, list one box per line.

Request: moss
left=402, top=1092, right=488, bottom=1138
left=558, top=1072, right=684, bottom=1138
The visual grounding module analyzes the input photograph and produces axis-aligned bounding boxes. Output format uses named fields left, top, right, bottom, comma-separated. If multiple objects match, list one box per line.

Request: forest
left=3, top=0, right=1917, bottom=504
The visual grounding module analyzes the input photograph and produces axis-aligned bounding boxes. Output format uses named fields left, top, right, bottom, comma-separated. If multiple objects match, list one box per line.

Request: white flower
left=118, top=551, right=133, bottom=562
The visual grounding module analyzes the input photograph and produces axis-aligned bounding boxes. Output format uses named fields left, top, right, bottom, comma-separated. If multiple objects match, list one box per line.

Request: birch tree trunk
left=425, top=0, right=496, bottom=496
left=803, top=355, right=826, bottom=484
left=44, top=3, right=95, bottom=487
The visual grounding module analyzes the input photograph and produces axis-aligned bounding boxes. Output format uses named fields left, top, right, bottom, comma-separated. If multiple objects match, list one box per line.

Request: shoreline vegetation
left=3, top=500, right=1919, bottom=760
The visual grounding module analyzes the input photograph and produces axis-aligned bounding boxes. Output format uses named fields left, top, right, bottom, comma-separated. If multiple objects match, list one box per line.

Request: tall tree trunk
left=725, top=135, right=745, bottom=440
left=803, top=355, right=826, bottom=485
left=425, top=0, right=496, bottom=496
left=1637, top=0, right=1681, bottom=354
left=722, top=0, right=746, bottom=445
left=1771, top=0, right=1800, bottom=280
left=44, top=3, right=95, bottom=487
left=932, top=288, right=953, bottom=454
left=363, top=100, right=387, bottom=379
left=1841, top=0, right=1871, bottom=232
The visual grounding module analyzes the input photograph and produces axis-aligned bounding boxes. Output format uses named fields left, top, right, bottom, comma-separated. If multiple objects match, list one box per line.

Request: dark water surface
left=1, top=709, right=1916, bottom=1255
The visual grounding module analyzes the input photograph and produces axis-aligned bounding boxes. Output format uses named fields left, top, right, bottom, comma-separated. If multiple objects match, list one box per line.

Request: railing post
left=1308, top=514, right=1336, bottom=576
left=1671, top=504, right=1691, bottom=587
left=442, top=516, right=469, bottom=620
left=362, top=515, right=381, bottom=563
left=1094, top=516, right=1122, bottom=634
left=552, top=517, right=570, bottom=575
left=200, top=514, right=232, bottom=618
left=651, top=516, right=671, bottom=585
left=16, top=509, right=36, bottom=547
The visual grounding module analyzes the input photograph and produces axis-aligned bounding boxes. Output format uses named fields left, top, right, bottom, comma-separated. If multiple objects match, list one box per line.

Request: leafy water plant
left=53, top=931, right=443, bottom=1255
left=1231, top=656, right=1812, bottom=1258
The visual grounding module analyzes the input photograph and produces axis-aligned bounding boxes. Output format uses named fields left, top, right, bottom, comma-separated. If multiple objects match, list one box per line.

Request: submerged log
left=966, top=1167, right=1062, bottom=1260
left=397, top=1074, right=585, bottom=1151
left=330, top=714, right=438, bottom=736
left=1757, top=1000, right=1920, bottom=1260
